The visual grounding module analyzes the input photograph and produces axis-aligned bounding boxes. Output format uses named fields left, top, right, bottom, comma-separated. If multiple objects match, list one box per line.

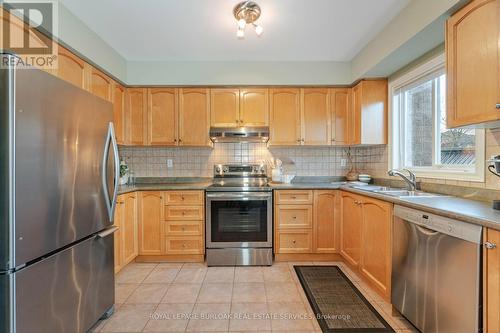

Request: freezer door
left=13, top=232, right=115, bottom=333
left=8, top=66, right=116, bottom=268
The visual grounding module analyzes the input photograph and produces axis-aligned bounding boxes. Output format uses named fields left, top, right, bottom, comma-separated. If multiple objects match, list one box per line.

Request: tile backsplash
left=118, top=143, right=388, bottom=178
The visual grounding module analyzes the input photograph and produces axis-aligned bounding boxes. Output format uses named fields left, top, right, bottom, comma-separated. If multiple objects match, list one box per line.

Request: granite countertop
left=117, top=176, right=500, bottom=231
left=117, top=177, right=212, bottom=194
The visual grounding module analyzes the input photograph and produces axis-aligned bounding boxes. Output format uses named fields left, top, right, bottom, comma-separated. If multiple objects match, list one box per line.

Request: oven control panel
left=213, top=164, right=267, bottom=177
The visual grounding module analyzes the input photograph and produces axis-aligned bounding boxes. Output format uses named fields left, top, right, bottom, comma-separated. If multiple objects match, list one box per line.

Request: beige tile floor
left=91, top=261, right=419, bottom=333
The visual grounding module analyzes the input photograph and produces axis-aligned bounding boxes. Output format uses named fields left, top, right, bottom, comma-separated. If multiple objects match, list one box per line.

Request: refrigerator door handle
left=110, top=122, right=120, bottom=220
left=96, top=226, right=119, bottom=239
left=102, top=123, right=119, bottom=222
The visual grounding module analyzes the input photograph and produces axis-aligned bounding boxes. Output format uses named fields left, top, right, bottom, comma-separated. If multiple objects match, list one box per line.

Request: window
left=390, top=53, right=485, bottom=181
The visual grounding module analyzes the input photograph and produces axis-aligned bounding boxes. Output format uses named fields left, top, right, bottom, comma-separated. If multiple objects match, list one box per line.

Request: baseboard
left=135, top=254, right=205, bottom=262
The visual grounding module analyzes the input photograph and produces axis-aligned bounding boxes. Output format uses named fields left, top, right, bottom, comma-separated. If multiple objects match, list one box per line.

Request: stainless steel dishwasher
left=392, top=205, right=483, bottom=333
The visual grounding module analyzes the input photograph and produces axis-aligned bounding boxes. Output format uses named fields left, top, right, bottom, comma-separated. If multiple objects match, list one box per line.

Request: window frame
left=388, top=53, right=485, bottom=182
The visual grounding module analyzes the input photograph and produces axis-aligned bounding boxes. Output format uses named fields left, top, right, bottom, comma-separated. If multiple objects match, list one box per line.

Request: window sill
left=406, top=168, right=485, bottom=183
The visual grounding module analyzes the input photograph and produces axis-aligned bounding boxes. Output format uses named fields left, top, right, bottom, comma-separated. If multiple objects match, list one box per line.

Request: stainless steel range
left=206, top=164, right=273, bottom=266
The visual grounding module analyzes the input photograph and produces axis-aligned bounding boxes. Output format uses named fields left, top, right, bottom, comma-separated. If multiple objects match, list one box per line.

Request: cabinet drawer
left=276, top=230, right=312, bottom=253
left=165, top=221, right=203, bottom=236
left=165, top=206, right=204, bottom=220
left=275, top=190, right=313, bottom=204
left=276, top=205, right=312, bottom=229
left=165, top=191, right=204, bottom=205
left=165, top=236, right=204, bottom=254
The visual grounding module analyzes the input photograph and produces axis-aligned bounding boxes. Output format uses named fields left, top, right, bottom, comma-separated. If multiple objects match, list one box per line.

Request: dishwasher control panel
left=394, top=205, right=482, bottom=244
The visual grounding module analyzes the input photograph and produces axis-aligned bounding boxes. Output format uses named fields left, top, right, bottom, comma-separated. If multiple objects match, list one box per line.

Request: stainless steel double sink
left=349, top=185, right=444, bottom=198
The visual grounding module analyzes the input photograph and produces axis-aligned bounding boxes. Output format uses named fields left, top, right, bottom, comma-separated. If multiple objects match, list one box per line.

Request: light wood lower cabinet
left=340, top=191, right=392, bottom=300
left=340, top=192, right=363, bottom=266
left=274, top=190, right=336, bottom=255
left=114, top=193, right=138, bottom=273
left=164, top=191, right=205, bottom=256
left=138, top=191, right=164, bottom=255
left=484, top=228, right=500, bottom=333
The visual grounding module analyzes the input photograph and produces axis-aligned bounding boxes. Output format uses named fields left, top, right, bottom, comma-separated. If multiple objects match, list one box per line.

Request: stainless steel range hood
left=209, top=126, right=270, bottom=143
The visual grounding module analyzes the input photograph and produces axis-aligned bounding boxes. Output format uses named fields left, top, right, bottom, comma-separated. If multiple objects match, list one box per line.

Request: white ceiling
left=60, top=0, right=411, bottom=62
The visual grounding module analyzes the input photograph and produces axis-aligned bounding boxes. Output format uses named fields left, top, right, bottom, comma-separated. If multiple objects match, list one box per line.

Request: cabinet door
left=126, top=88, right=147, bottom=145
left=313, top=191, right=337, bottom=253
left=360, top=197, right=392, bottom=298
left=210, top=88, right=240, bottom=127
left=447, top=0, right=499, bottom=127
left=349, top=83, right=362, bottom=145
left=239, top=89, right=269, bottom=126
left=147, top=88, right=178, bottom=146
left=89, top=67, right=113, bottom=101
left=138, top=192, right=164, bottom=255
left=301, top=88, right=331, bottom=145
left=484, top=228, right=500, bottom=333
left=269, top=89, right=301, bottom=146
left=113, top=198, right=124, bottom=273
left=179, top=88, right=211, bottom=146
left=113, top=83, right=126, bottom=145
left=340, top=192, right=362, bottom=267
left=122, top=193, right=138, bottom=265
left=57, top=47, right=88, bottom=89
left=331, top=88, right=350, bottom=145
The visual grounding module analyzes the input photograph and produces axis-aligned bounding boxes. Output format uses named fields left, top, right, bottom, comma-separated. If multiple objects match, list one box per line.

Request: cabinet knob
left=182, top=243, right=187, bottom=248
left=292, top=216, right=297, bottom=219
left=291, top=196, right=297, bottom=199
left=236, top=119, right=239, bottom=123
left=297, top=139, right=301, bottom=143
left=181, top=196, right=185, bottom=200
left=331, top=139, right=335, bottom=142
left=496, top=104, right=500, bottom=109
left=182, top=211, right=185, bottom=215
left=178, top=139, right=182, bottom=143
left=174, top=139, right=177, bottom=142
left=301, top=138, right=305, bottom=142
left=181, top=227, right=186, bottom=231
left=240, top=119, right=244, bottom=123
left=485, top=242, right=497, bottom=249
left=292, top=240, right=296, bottom=244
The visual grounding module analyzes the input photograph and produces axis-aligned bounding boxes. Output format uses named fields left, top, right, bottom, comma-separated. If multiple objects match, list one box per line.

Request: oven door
left=206, top=192, right=272, bottom=248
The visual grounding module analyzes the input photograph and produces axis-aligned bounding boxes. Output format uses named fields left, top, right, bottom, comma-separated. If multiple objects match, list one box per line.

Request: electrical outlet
left=167, top=159, right=173, bottom=168
left=341, top=158, right=347, bottom=167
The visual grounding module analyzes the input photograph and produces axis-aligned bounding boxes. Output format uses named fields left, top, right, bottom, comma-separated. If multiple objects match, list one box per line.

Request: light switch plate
left=167, top=159, right=173, bottom=168
left=341, top=158, right=347, bottom=167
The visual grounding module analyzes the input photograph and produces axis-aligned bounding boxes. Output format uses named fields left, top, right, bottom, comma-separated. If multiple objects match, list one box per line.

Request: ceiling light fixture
left=233, top=1, right=263, bottom=39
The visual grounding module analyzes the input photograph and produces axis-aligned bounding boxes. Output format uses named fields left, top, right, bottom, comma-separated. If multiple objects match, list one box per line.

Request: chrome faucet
left=387, top=169, right=419, bottom=191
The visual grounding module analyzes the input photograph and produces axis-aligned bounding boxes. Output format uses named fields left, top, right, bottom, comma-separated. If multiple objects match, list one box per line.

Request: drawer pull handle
left=292, top=216, right=297, bottom=219
left=292, top=196, right=297, bottom=199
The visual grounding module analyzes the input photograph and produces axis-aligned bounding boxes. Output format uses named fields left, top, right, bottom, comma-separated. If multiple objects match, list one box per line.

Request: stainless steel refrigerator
left=0, top=54, right=120, bottom=333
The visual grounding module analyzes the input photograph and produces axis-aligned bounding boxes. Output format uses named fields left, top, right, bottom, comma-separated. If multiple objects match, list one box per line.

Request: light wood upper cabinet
left=89, top=67, right=113, bottom=101
left=349, top=80, right=387, bottom=145
left=57, top=47, right=88, bottom=90
left=211, top=88, right=240, bottom=127
left=446, top=0, right=500, bottom=128
left=331, top=88, right=350, bottom=145
left=239, top=89, right=269, bottom=126
left=360, top=197, right=392, bottom=299
left=113, top=83, right=126, bottom=145
left=138, top=191, right=164, bottom=255
left=301, top=88, right=331, bottom=145
left=126, top=88, right=147, bottom=145
left=179, top=88, right=211, bottom=146
left=269, top=89, right=301, bottom=146
left=122, top=193, right=138, bottom=264
left=313, top=190, right=337, bottom=253
left=147, top=88, right=178, bottom=146
left=484, top=228, right=500, bottom=333
left=340, top=192, right=362, bottom=267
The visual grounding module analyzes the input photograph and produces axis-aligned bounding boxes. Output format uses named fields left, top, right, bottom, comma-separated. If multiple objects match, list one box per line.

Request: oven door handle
left=206, top=192, right=272, bottom=199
